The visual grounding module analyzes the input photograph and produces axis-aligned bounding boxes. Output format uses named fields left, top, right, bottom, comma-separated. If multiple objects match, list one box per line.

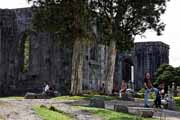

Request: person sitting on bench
left=119, top=80, right=127, bottom=97
left=43, top=81, right=50, bottom=94
left=154, top=81, right=165, bottom=108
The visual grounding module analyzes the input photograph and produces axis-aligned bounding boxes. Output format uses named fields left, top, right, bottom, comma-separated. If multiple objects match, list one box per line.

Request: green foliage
left=28, top=0, right=91, bottom=46
left=77, top=106, right=156, bottom=120
left=33, top=105, right=73, bottom=120
left=28, top=0, right=169, bottom=50
left=174, top=67, right=180, bottom=86
left=138, top=88, right=145, bottom=93
left=89, top=0, right=169, bottom=50
left=134, top=88, right=145, bottom=98
left=135, top=88, right=155, bottom=99
left=154, top=64, right=180, bottom=86
left=174, top=97, right=180, bottom=111
left=23, top=36, right=30, bottom=72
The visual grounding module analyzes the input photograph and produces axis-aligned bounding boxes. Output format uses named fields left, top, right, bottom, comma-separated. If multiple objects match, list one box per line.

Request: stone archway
left=122, top=57, right=134, bottom=89
left=113, top=53, right=134, bottom=92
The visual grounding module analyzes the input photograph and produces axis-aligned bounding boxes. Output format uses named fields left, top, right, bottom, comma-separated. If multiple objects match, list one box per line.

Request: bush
left=134, top=93, right=144, bottom=98
left=174, top=97, right=180, bottom=105
left=135, top=88, right=156, bottom=99
left=138, top=88, right=145, bottom=93
left=174, top=97, right=180, bottom=111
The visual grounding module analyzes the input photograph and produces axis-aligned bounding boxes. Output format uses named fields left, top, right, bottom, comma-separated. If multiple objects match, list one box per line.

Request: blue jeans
left=144, top=87, right=158, bottom=106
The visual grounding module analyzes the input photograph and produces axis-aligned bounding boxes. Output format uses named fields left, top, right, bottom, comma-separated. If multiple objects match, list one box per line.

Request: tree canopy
left=154, top=64, right=180, bottom=86
left=28, top=0, right=90, bottom=46
left=89, top=0, right=169, bottom=50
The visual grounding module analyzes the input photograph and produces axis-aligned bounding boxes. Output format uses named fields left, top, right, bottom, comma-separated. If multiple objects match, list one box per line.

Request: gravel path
left=0, top=99, right=101, bottom=120
left=50, top=103, right=102, bottom=120
left=0, top=99, right=41, bottom=120
left=0, top=98, right=180, bottom=120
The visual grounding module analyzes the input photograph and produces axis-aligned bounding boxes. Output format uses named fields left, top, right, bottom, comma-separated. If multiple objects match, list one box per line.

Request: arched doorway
left=113, top=54, right=134, bottom=92
left=122, top=57, right=134, bottom=89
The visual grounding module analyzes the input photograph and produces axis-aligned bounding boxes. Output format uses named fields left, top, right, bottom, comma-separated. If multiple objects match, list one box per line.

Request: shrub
left=135, top=88, right=156, bottom=99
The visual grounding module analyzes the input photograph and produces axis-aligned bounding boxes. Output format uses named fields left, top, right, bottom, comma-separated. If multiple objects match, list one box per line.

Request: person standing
left=144, top=72, right=158, bottom=107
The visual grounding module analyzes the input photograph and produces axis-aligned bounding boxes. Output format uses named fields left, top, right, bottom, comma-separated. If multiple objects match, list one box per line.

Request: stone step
left=128, top=107, right=154, bottom=118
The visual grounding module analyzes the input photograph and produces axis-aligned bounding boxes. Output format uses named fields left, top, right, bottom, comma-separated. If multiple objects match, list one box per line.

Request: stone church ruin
left=0, top=8, right=169, bottom=96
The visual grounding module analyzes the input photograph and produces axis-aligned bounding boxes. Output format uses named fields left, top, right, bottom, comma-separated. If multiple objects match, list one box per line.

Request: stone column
left=131, top=66, right=134, bottom=90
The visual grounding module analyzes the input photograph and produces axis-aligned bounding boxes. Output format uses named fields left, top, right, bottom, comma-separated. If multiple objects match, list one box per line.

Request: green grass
left=174, top=97, right=180, bottom=111
left=53, top=95, right=88, bottom=101
left=76, top=106, right=157, bottom=120
left=33, top=106, right=73, bottom=120
left=53, top=95, right=118, bottom=101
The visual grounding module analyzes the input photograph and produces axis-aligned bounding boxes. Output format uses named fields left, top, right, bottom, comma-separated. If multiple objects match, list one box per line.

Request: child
left=154, top=81, right=165, bottom=108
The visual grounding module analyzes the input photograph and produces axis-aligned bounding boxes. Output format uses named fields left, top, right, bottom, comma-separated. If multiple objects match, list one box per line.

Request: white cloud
left=0, top=0, right=30, bottom=9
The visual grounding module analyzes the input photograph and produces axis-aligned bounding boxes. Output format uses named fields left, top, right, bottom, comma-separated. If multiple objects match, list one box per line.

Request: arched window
left=23, top=36, right=30, bottom=72
left=20, top=33, right=30, bottom=73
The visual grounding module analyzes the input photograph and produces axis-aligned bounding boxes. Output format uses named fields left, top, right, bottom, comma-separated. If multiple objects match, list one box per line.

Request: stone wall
left=0, top=9, right=20, bottom=95
left=0, top=8, right=72, bottom=95
left=134, top=42, right=169, bottom=89
left=0, top=8, right=169, bottom=96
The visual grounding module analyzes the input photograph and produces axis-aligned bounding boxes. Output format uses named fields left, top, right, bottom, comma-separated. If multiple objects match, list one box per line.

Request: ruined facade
left=0, top=8, right=72, bottom=95
left=0, top=8, right=169, bottom=96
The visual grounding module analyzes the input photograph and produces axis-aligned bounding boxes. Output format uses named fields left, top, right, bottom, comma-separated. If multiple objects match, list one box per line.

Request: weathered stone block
left=119, top=94, right=134, bottom=101
left=114, top=104, right=128, bottom=113
left=89, top=98, right=105, bottom=108
left=24, top=92, right=50, bottom=99
left=128, top=107, right=154, bottom=118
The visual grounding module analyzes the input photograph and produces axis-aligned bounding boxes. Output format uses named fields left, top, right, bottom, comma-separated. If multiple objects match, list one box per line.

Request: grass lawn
left=33, top=106, right=73, bottom=120
left=174, top=97, right=180, bottom=111
left=53, top=95, right=118, bottom=101
left=53, top=95, right=88, bottom=101
left=76, top=106, right=157, bottom=120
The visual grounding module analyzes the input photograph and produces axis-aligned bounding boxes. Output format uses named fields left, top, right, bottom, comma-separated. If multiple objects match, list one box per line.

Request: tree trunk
left=70, top=39, right=83, bottom=95
left=105, top=40, right=117, bottom=95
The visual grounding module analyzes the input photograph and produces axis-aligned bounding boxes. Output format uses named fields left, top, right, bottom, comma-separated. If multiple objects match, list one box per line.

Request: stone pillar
left=131, top=66, right=134, bottom=90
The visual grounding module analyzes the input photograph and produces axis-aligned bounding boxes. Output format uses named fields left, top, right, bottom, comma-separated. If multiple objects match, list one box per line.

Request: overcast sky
left=0, top=0, right=179, bottom=67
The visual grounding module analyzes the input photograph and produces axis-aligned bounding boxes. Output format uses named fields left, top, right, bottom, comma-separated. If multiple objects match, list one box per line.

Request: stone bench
left=24, top=92, right=51, bottom=99
left=114, top=104, right=128, bottom=113
left=89, top=97, right=105, bottom=108
left=114, top=105, right=154, bottom=118
left=128, top=107, right=154, bottom=118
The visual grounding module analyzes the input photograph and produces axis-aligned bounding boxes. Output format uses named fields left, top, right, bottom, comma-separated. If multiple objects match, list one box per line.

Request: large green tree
left=89, top=0, right=169, bottom=94
left=155, top=64, right=180, bottom=86
left=154, top=64, right=175, bottom=85
left=154, top=64, right=180, bottom=95
left=28, top=0, right=90, bottom=95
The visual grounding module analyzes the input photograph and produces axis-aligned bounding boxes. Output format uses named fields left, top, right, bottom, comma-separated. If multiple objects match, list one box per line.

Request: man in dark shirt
left=144, top=72, right=158, bottom=107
